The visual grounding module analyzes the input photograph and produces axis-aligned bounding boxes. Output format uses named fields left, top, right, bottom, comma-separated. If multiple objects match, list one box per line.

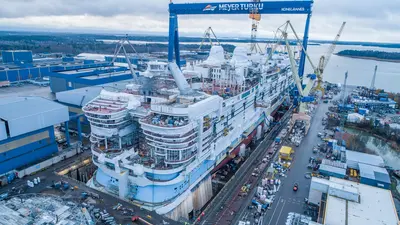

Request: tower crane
left=339, top=71, right=349, bottom=142
left=268, top=21, right=318, bottom=113
left=198, top=27, right=221, bottom=51
left=249, top=0, right=263, bottom=53
left=370, top=65, right=378, bottom=90
left=340, top=71, right=348, bottom=104
left=315, top=22, right=346, bottom=92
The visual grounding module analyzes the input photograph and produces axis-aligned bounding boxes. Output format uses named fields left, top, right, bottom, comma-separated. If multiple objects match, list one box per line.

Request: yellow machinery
left=279, top=146, right=294, bottom=161
left=315, top=22, right=346, bottom=93
left=249, top=0, right=262, bottom=53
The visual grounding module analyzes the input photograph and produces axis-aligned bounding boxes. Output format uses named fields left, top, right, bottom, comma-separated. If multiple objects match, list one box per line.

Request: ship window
left=167, top=150, right=180, bottom=162
left=105, top=162, right=115, bottom=171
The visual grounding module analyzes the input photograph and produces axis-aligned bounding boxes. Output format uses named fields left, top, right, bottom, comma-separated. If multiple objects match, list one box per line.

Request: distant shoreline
left=335, top=54, right=400, bottom=63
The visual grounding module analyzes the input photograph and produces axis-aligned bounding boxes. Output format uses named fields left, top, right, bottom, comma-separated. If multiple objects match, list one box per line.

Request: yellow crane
left=315, top=22, right=346, bottom=92
left=249, top=0, right=263, bottom=53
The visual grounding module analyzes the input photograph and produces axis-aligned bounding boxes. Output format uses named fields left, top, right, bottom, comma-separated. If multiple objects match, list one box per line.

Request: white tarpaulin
left=230, top=47, right=251, bottom=68
left=347, top=113, right=364, bottom=123
left=203, top=46, right=225, bottom=66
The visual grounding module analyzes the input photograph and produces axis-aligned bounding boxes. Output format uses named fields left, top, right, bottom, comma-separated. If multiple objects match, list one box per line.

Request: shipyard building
left=48, top=65, right=135, bottom=93
left=308, top=177, right=399, bottom=225
left=318, top=140, right=391, bottom=190
left=0, top=50, right=113, bottom=86
left=0, top=97, right=69, bottom=175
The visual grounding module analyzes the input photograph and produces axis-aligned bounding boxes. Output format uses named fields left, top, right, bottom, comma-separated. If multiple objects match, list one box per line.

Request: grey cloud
left=0, top=0, right=398, bottom=42
left=0, top=0, right=167, bottom=18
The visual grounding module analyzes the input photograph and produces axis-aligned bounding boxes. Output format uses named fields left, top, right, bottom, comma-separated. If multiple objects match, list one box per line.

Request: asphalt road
left=262, top=101, right=331, bottom=225
left=198, top=110, right=292, bottom=225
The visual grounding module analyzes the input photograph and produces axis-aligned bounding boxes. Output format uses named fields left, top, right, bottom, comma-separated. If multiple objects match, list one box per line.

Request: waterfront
left=227, top=42, right=400, bottom=93
left=345, top=128, right=400, bottom=170
left=304, top=44, right=400, bottom=93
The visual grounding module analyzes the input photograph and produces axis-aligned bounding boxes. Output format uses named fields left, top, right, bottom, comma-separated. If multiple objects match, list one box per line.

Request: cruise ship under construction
left=83, top=44, right=295, bottom=220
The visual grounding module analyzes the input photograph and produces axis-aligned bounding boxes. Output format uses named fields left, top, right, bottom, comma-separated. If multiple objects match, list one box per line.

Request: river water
left=345, top=128, right=400, bottom=170
left=220, top=42, right=400, bottom=93
left=101, top=39, right=400, bottom=92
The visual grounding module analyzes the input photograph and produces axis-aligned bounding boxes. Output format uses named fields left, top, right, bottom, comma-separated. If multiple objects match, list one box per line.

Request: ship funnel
left=168, top=62, right=193, bottom=95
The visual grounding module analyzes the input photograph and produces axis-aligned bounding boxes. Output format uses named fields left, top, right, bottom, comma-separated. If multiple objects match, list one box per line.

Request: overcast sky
left=0, top=0, right=398, bottom=42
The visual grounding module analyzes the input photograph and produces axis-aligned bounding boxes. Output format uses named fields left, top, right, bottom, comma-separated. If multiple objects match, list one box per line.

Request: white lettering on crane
left=281, top=7, right=305, bottom=12
left=219, top=3, right=264, bottom=12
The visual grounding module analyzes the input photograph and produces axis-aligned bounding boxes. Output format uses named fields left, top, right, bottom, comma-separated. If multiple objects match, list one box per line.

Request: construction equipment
left=168, top=1, right=313, bottom=73
left=340, top=71, right=348, bottom=105
left=198, top=27, right=221, bottom=52
left=370, top=65, right=378, bottom=90
left=249, top=0, right=263, bottom=53
left=339, top=71, right=348, bottom=143
left=111, top=34, right=140, bottom=80
left=315, top=22, right=346, bottom=92
left=271, top=21, right=318, bottom=113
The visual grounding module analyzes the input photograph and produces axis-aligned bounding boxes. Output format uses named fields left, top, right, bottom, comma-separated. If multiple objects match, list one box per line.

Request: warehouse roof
left=56, top=81, right=131, bottom=107
left=358, top=163, right=391, bottom=184
left=346, top=150, right=385, bottom=168
left=0, top=97, right=69, bottom=137
left=319, top=164, right=346, bottom=177
left=324, top=177, right=399, bottom=225
left=0, top=97, right=65, bottom=121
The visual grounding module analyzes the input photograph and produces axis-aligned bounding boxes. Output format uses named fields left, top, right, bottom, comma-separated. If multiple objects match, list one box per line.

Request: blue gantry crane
left=168, top=0, right=313, bottom=79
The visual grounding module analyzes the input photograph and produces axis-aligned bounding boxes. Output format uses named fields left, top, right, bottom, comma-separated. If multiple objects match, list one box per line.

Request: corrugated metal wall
left=13, top=51, right=33, bottom=63
left=0, top=143, right=57, bottom=175
left=360, top=177, right=390, bottom=189
left=0, top=126, right=58, bottom=175
left=0, top=71, right=7, bottom=81
left=319, top=170, right=346, bottom=179
left=0, top=130, right=50, bottom=155
left=8, top=106, right=68, bottom=138
left=0, top=121, right=6, bottom=141
left=50, top=77, right=67, bottom=93
left=2, top=52, right=14, bottom=63
left=0, top=62, right=111, bottom=83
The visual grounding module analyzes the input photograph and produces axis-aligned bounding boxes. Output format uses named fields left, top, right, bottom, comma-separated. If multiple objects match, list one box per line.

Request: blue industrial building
left=0, top=50, right=107, bottom=84
left=48, top=65, right=136, bottom=93
left=319, top=164, right=347, bottom=179
left=359, top=163, right=391, bottom=189
left=0, top=97, right=69, bottom=175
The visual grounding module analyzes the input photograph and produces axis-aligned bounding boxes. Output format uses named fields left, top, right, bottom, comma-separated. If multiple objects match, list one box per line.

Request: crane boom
left=370, top=65, right=378, bottom=90
left=283, top=32, right=304, bottom=97
left=315, top=22, right=346, bottom=93
left=321, top=22, right=346, bottom=73
left=198, top=27, right=221, bottom=51
left=286, top=22, right=317, bottom=72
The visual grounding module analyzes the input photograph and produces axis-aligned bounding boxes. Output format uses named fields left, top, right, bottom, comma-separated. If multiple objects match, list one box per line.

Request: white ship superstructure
left=84, top=46, right=294, bottom=220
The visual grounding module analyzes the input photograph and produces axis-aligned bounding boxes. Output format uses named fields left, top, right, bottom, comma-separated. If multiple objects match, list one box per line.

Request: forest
left=336, top=50, right=400, bottom=61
